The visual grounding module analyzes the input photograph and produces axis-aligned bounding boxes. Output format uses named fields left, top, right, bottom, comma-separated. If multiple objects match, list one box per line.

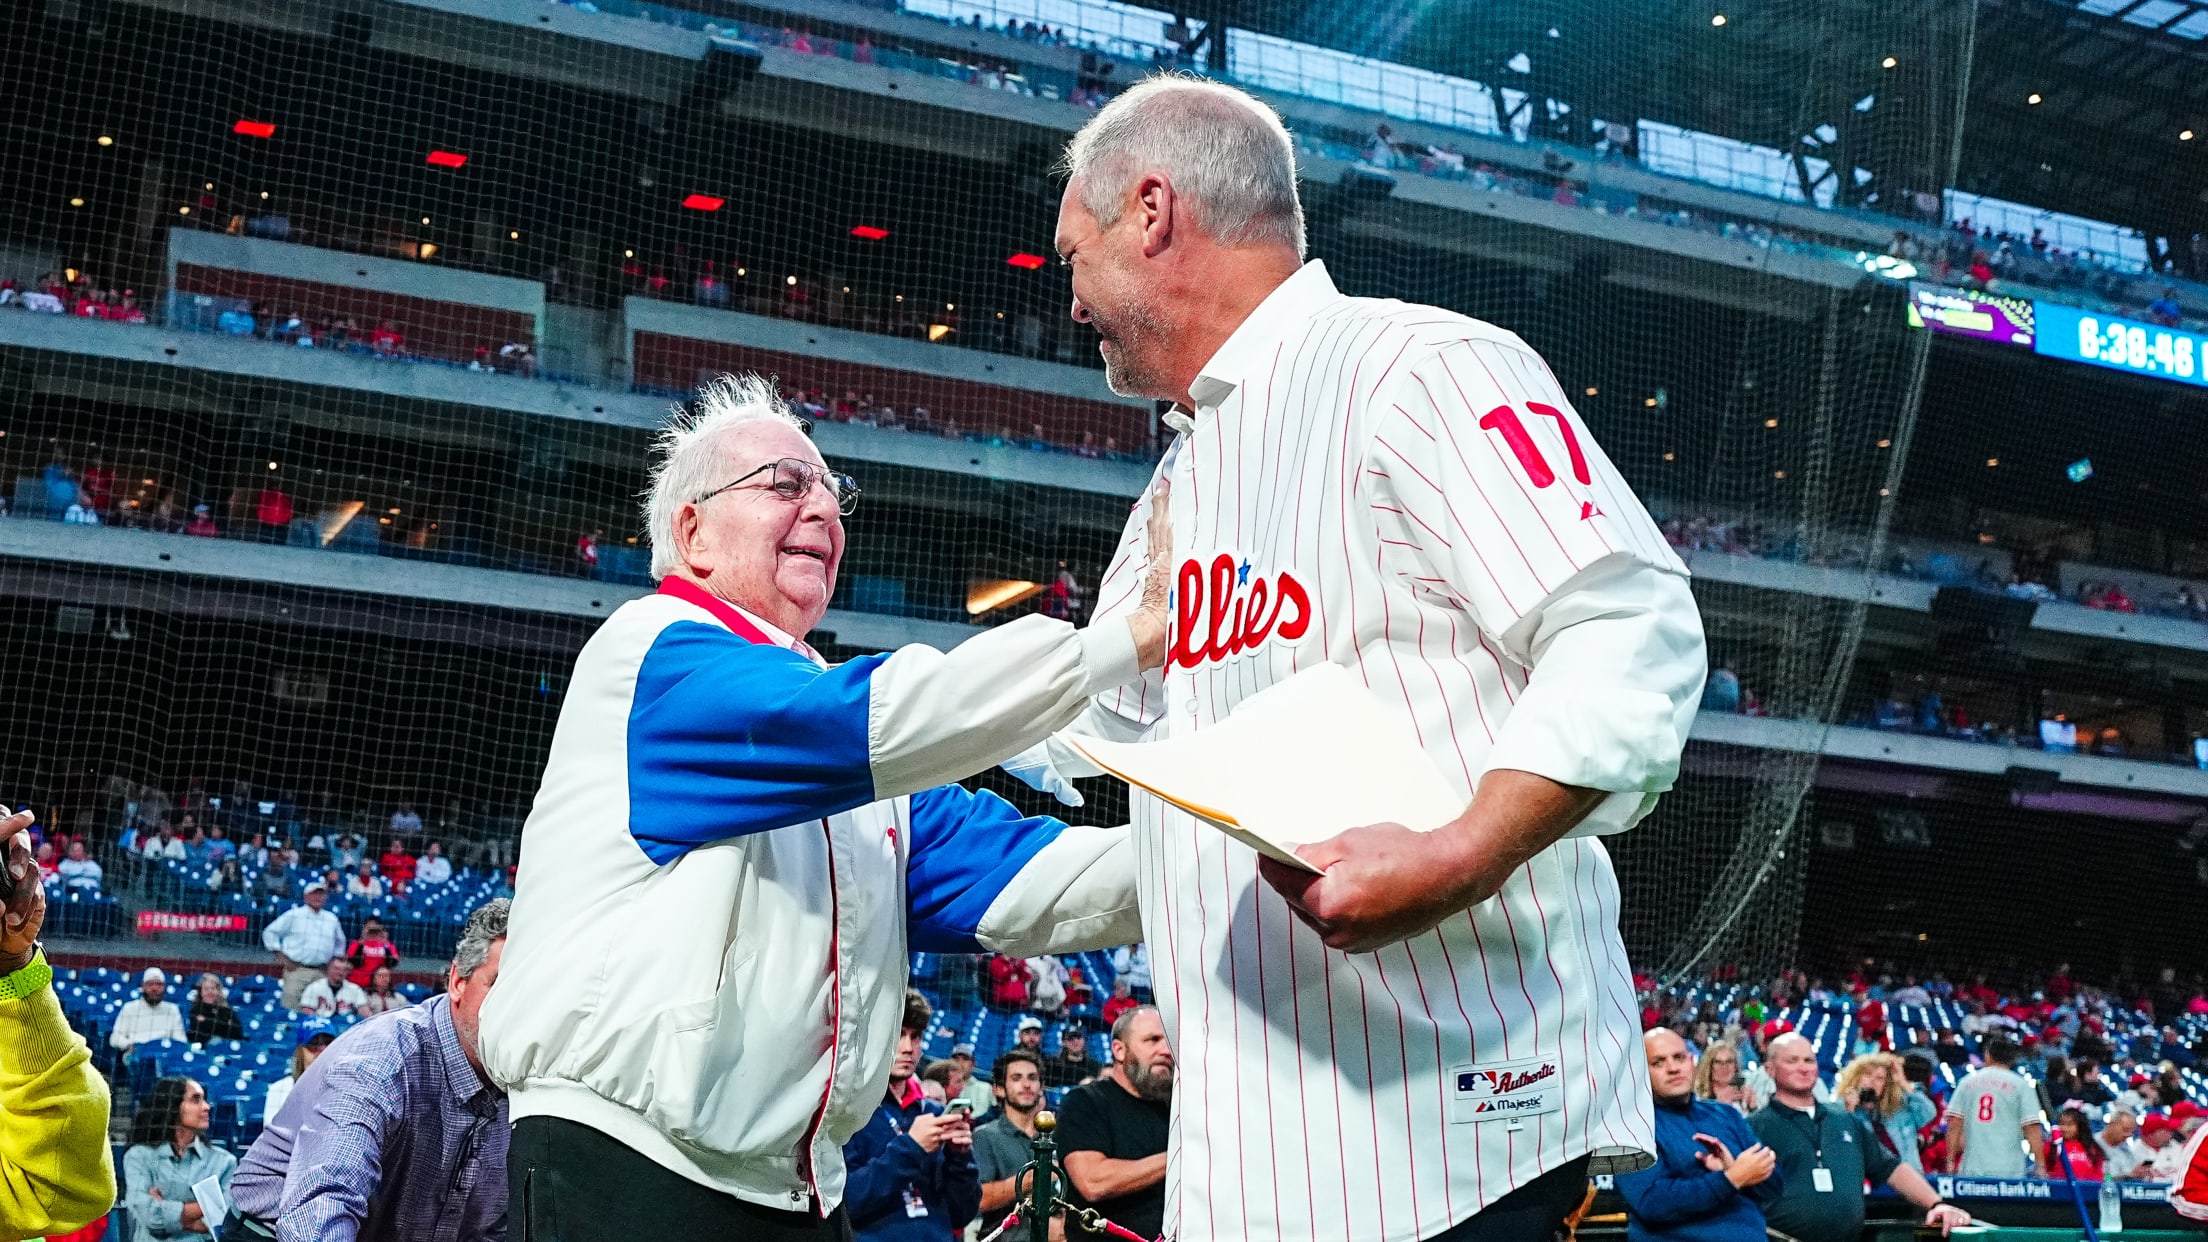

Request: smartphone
left=945, top=1099, right=974, bottom=1117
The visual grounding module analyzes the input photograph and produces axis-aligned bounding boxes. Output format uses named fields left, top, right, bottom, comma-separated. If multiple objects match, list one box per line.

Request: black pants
left=1423, top=1155, right=1591, bottom=1242
left=509, top=1115, right=852, bottom=1242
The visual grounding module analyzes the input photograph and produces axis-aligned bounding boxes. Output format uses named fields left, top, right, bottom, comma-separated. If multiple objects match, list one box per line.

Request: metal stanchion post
left=1027, top=1110, right=1059, bottom=1242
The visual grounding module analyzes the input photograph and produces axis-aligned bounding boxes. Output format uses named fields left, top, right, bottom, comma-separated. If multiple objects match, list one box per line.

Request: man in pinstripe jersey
left=1013, top=73, right=1708, bottom=1242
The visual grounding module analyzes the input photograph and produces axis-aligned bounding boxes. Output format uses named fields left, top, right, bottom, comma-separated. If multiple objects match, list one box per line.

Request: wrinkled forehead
left=713, top=418, right=823, bottom=476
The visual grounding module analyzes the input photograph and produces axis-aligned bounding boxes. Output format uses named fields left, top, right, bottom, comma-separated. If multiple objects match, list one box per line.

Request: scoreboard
left=2032, top=302, right=2207, bottom=388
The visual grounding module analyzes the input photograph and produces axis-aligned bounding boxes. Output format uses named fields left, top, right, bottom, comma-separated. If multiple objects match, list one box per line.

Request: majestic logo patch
left=1168, top=553, right=1312, bottom=669
left=1450, top=1057, right=1564, bottom=1124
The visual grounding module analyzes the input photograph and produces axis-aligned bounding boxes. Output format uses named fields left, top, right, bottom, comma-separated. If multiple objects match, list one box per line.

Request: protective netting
left=13, top=0, right=2179, bottom=991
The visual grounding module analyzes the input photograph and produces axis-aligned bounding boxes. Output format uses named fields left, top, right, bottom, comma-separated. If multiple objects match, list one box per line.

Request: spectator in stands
left=202, top=823, right=233, bottom=864
left=1749, top=1034, right=1968, bottom=1242
left=29, top=841, right=55, bottom=884
left=1616, top=1028, right=1779, bottom=1242
left=184, top=504, right=219, bottom=538
left=1111, top=942, right=1150, bottom=994
left=988, top=952, right=1033, bottom=1010
left=1013, top=1014, right=1045, bottom=1055
left=1835, top=1052, right=1935, bottom=1173
left=370, top=319, right=405, bottom=357
left=122, top=1076, right=234, bottom=1242
left=1946, top=1035, right=2048, bottom=1176
left=945, top=1044, right=992, bottom=1114
left=840, top=990, right=982, bottom=1241
left=2046, top=1106, right=2105, bottom=1179
left=141, top=822, right=186, bottom=862
left=345, top=916, right=400, bottom=988
left=259, top=1019, right=334, bottom=1125
left=1101, top=976, right=1139, bottom=1027
left=1059, top=1006, right=1172, bottom=1242
left=233, top=899, right=509, bottom=1241
left=218, top=303, right=256, bottom=335
left=327, top=832, right=363, bottom=871
left=973, top=1048, right=1049, bottom=1237
left=109, top=967, right=186, bottom=1059
left=40, top=454, right=79, bottom=518
left=415, top=840, right=452, bottom=886
left=345, top=859, right=384, bottom=899
left=1028, top=954, right=1068, bottom=1015
left=253, top=479, right=293, bottom=543
left=55, top=839, right=101, bottom=891
left=298, top=956, right=368, bottom=1018
left=186, top=973, right=243, bottom=1044
left=262, top=880, right=345, bottom=1011
left=0, top=809, right=115, bottom=1240
left=1046, top=1027, right=1093, bottom=1088
left=258, top=848, right=296, bottom=900
left=355, top=964, right=410, bottom=1017
left=1693, top=1039, right=1758, bottom=1114
left=378, top=836, right=417, bottom=891
left=2144, top=1113, right=2189, bottom=1181
left=2149, top=288, right=2185, bottom=328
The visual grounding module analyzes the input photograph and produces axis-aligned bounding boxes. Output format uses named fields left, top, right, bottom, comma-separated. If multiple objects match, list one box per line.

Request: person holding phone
left=841, top=991, right=981, bottom=1240
left=1616, top=1029, right=1782, bottom=1242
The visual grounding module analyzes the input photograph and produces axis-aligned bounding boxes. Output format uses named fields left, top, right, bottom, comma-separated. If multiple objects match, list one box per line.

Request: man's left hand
left=1924, top=1204, right=1970, bottom=1235
left=1256, top=822, right=1490, bottom=953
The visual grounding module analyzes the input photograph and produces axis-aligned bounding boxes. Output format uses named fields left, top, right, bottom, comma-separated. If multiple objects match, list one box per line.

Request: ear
left=670, top=500, right=709, bottom=574
left=1136, top=173, right=1176, bottom=259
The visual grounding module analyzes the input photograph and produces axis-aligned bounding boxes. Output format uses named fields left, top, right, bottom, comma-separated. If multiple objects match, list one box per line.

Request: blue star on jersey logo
left=1237, top=559, right=1252, bottom=585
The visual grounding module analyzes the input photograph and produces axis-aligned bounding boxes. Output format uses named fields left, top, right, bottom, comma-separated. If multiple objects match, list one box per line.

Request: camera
left=1858, top=1087, right=1879, bottom=1106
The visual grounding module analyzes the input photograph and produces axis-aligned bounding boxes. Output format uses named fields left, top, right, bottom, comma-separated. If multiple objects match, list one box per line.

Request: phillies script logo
left=1457, top=1062, right=1558, bottom=1113
left=1170, top=553, right=1312, bottom=669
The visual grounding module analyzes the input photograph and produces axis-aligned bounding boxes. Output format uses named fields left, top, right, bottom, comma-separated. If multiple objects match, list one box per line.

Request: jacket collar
left=1185, top=260, right=1342, bottom=414
left=656, top=576, right=814, bottom=659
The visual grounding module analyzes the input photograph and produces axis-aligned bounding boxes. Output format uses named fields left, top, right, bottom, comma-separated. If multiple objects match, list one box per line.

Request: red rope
left=1091, top=1218, right=1154, bottom=1242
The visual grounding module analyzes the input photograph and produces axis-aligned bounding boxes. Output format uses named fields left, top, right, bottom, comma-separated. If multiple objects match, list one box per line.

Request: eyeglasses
left=694, top=457, right=861, bottom=515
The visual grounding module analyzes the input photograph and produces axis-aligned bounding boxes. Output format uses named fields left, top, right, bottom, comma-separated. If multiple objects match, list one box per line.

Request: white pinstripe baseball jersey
left=1069, top=261, right=1706, bottom=1241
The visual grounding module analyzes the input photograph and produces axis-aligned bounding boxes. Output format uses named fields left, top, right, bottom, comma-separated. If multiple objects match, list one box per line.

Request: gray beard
left=1123, top=1060, right=1174, bottom=1103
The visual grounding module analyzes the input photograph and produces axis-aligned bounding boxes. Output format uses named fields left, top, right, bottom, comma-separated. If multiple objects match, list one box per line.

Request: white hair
left=1060, top=73, right=1304, bottom=255
left=644, top=373, right=809, bottom=579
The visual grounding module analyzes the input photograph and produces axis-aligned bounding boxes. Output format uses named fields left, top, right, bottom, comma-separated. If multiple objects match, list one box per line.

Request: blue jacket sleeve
left=626, top=623, right=889, bottom=864
left=1613, top=1156, right=1738, bottom=1226
left=938, top=1134, right=982, bottom=1228
left=842, top=1112, right=931, bottom=1227
left=904, top=784, right=1066, bottom=952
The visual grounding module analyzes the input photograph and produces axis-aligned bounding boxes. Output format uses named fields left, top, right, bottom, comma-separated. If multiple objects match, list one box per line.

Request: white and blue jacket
left=480, top=578, right=1145, bottom=1216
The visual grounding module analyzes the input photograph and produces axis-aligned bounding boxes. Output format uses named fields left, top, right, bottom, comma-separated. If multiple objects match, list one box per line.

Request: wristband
left=0, top=945, right=50, bottom=1002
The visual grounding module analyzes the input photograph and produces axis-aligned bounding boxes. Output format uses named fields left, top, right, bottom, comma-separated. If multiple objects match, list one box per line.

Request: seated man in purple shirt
left=231, top=899, right=509, bottom=1242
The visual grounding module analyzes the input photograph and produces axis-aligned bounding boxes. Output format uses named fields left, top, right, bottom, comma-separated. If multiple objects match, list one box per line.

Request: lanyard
left=1784, top=1104, right=1826, bottom=1165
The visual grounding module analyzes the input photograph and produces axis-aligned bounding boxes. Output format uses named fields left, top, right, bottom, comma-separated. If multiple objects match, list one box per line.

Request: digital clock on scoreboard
left=2033, top=301, right=2208, bottom=388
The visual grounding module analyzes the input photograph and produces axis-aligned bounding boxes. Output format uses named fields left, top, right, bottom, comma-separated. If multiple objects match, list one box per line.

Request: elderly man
left=1748, top=1034, right=1970, bottom=1242
left=262, top=880, right=345, bottom=1011
left=481, top=374, right=1173, bottom=1239
left=1017, top=74, right=1707, bottom=1241
left=1615, top=1030, right=1779, bottom=1242
left=232, top=899, right=510, bottom=1241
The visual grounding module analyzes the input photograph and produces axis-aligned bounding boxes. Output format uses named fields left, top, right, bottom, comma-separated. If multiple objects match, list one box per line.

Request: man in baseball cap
left=109, top=966, right=185, bottom=1059
left=262, top=880, right=345, bottom=1012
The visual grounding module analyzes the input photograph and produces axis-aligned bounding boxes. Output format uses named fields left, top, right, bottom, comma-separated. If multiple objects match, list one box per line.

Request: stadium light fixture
left=96, top=135, right=114, bottom=146
left=1006, top=253, right=1048, bottom=269
left=624, top=249, right=635, bottom=258
left=683, top=193, right=725, bottom=211
left=2184, top=130, right=2198, bottom=141
left=850, top=225, right=890, bottom=240
left=260, top=191, right=269, bottom=200
left=1662, top=451, right=1675, bottom=461
left=736, top=267, right=746, bottom=276
left=1643, top=396, right=1657, bottom=407
left=1986, top=457, right=1999, bottom=467
left=233, top=120, right=277, bottom=138
left=1774, top=470, right=1786, bottom=479
left=1881, top=56, right=1896, bottom=69
left=422, top=215, right=431, bottom=224
left=2027, top=93, right=2043, bottom=105
left=785, top=275, right=797, bottom=285
left=69, top=197, right=84, bottom=208
left=426, top=150, right=469, bottom=168
left=1878, top=438, right=1891, bottom=448
left=928, top=324, right=953, bottom=341
left=510, top=231, right=520, bottom=240
left=205, top=182, right=214, bottom=191
left=178, top=206, right=190, bottom=215
left=1710, top=13, right=1726, bottom=25
left=947, top=302, right=956, bottom=311
left=1584, top=386, right=1598, bottom=396
left=1764, top=418, right=1779, bottom=428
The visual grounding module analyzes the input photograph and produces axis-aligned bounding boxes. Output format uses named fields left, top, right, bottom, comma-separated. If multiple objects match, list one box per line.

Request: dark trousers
left=510, top=1115, right=852, bottom=1241
left=1424, top=1155, right=1591, bottom=1242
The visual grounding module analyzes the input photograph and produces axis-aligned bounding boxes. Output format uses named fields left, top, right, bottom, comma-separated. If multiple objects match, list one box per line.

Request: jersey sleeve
left=1366, top=337, right=1706, bottom=832
left=1074, top=472, right=1173, bottom=734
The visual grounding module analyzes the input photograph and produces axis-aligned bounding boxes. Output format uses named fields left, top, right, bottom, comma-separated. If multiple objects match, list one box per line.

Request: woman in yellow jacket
left=0, top=809, right=115, bottom=1242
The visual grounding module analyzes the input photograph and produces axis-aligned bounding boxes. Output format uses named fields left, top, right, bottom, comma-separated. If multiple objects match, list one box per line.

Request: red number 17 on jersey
left=1479, top=402, right=1590, bottom=489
